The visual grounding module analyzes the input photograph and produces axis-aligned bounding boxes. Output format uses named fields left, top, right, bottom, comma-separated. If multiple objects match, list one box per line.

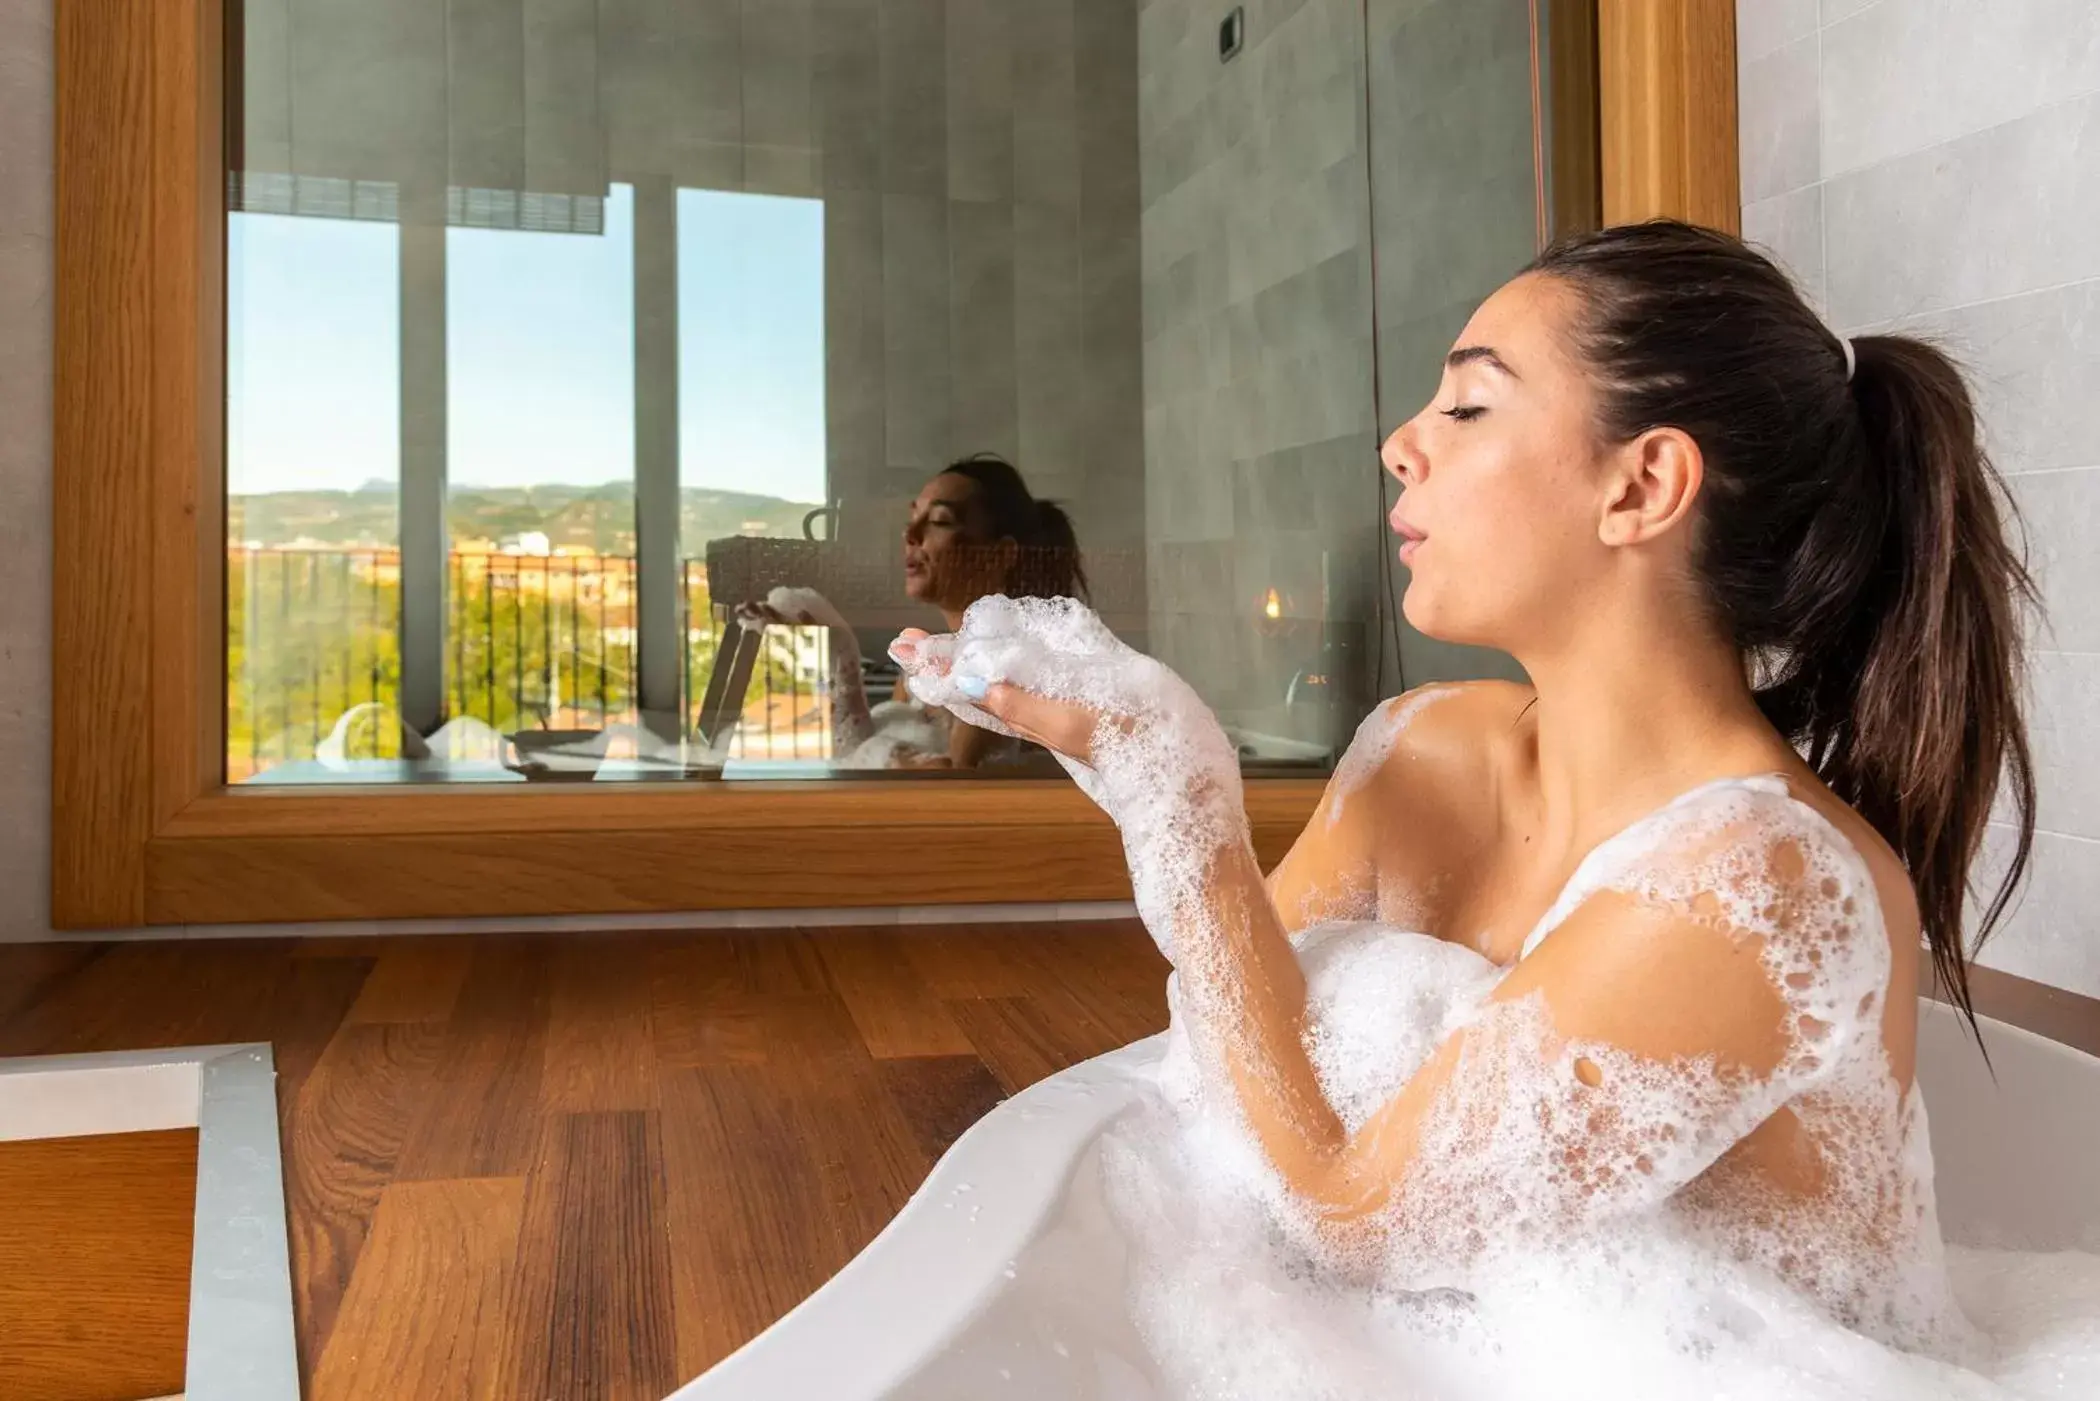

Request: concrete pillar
left=398, top=184, right=449, bottom=735
left=632, top=176, right=684, bottom=740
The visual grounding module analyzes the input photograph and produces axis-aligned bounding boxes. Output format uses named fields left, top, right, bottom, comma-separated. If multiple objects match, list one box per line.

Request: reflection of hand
left=734, top=600, right=798, bottom=629
left=736, top=586, right=852, bottom=634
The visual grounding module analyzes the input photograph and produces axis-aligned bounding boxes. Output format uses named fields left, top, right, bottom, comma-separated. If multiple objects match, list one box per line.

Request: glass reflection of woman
left=744, top=453, right=1087, bottom=769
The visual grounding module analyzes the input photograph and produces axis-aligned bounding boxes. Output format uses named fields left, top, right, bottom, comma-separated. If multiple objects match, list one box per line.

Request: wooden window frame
left=51, top=0, right=1736, bottom=929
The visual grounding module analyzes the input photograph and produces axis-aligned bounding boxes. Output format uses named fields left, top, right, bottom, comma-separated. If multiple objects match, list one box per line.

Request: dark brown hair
left=1529, top=220, right=2036, bottom=1034
left=941, top=453, right=1090, bottom=601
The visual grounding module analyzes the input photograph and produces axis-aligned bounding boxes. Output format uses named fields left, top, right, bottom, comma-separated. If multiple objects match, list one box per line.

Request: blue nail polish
left=954, top=673, right=990, bottom=701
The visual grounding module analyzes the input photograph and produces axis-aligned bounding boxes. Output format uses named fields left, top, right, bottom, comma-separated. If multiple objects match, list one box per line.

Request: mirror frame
left=51, top=0, right=1735, bottom=927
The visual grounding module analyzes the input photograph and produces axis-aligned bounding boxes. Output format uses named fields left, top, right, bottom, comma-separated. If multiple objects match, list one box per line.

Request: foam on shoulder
left=1323, top=686, right=1459, bottom=831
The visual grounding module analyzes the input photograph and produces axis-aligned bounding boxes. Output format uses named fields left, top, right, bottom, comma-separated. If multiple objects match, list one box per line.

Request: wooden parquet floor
left=0, top=922, right=1172, bottom=1400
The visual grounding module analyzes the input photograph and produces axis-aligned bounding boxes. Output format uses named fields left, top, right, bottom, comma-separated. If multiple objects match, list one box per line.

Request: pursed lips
left=1391, top=515, right=1427, bottom=565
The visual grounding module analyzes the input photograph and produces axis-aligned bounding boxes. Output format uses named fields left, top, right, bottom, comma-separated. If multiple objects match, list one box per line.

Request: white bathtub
left=669, top=1002, right=2100, bottom=1401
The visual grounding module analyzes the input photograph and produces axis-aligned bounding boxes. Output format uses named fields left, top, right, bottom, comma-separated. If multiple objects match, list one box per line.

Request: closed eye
left=1441, top=405, right=1486, bottom=423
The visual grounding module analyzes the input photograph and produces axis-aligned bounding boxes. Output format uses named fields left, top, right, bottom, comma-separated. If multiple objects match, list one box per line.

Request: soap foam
left=1100, top=924, right=2097, bottom=1401
left=896, top=596, right=2100, bottom=1401
left=901, top=596, right=1250, bottom=969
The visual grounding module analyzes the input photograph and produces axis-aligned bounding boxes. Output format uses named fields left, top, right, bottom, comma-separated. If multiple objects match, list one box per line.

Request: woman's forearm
left=879, top=603, right=1353, bottom=1184
left=1150, top=823, right=1349, bottom=1183
left=825, top=626, right=876, bottom=752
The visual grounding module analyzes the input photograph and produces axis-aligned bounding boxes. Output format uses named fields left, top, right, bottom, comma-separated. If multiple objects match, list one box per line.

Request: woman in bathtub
left=741, top=452, right=1087, bottom=769
left=890, top=221, right=2036, bottom=1347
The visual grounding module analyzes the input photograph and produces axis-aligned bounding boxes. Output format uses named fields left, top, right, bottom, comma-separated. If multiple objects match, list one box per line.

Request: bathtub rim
left=0, top=1042, right=300, bottom=1401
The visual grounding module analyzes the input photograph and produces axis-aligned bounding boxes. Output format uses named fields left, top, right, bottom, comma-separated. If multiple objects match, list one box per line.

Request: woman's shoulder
left=1765, top=772, right=1924, bottom=954
left=1322, top=681, right=1534, bottom=838
left=1344, top=680, right=1535, bottom=770
left=1568, top=770, right=1920, bottom=958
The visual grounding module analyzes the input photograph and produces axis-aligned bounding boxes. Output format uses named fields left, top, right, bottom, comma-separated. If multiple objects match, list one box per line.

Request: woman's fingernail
left=954, top=673, right=990, bottom=701
left=888, top=641, right=915, bottom=664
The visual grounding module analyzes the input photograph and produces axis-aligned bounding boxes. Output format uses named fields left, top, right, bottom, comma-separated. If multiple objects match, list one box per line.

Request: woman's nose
left=1380, top=421, right=1426, bottom=486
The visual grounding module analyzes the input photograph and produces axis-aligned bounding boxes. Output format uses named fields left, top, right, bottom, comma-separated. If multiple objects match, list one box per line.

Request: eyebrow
left=1445, top=344, right=1520, bottom=379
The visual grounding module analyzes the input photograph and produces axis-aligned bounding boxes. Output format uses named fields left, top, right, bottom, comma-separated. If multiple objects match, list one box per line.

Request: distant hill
left=229, top=482, right=822, bottom=555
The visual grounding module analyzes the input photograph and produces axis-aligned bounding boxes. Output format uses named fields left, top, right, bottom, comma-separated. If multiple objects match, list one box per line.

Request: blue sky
left=228, top=183, right=827, bottom=504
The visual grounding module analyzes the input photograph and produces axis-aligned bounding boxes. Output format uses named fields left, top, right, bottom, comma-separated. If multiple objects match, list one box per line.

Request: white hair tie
left=1840, top=336, right=1857, bottom=382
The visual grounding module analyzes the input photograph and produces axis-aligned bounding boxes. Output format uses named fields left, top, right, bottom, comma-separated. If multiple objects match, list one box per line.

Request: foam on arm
left=1299, top=786, right=1892, bottom=1272
left=759, top=587, right=876, bottom=754
left=896, top=597, right=1364, bottom=1174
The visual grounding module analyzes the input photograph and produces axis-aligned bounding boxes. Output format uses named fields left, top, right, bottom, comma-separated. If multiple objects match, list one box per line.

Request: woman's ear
left=1599, top=426, right=1703, bottom=547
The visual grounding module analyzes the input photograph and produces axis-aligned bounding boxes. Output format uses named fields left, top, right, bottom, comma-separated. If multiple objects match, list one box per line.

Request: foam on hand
left=896, top=598, right=2100, bottom=1401
left=757, top=585, right=852, bottom=632
left=896, top=596, right=1250, bottom=965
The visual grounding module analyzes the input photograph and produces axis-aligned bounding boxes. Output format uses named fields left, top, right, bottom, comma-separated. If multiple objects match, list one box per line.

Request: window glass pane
left=226, top=210, right=401, bottom=781
left=675, top=190, right=832, bottom=763
left=224, top=0, right=1585, bottom=785
left=439, top=183, right=638, bottom=764
left=678, top=190, right=826, bottom=506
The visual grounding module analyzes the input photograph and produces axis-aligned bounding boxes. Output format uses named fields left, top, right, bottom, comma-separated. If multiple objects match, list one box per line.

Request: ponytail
left=940, top=453, right=1090, bottom=602
left=1024, top=499, right=1090, bottom=601
left=1824, top=337, right=2038, bottom=1029
left=1530, top=222, right=2038, bottom=1035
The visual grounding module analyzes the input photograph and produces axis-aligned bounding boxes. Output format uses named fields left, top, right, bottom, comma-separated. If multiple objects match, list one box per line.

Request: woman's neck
left=1513, top=598, right=1786, bottom=858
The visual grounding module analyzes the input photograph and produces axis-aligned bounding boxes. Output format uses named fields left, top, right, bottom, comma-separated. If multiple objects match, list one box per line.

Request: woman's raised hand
left=886, top=597, right=1244, bottom=851
left=887, top=626, right=1104, bottom=762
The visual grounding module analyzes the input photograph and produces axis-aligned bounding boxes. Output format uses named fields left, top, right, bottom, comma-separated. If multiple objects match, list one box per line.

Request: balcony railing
left=227, top=546, right=832, bottom=780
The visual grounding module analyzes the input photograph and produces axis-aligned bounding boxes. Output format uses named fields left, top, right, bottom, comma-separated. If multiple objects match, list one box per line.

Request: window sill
left=134, top=779, right=1326, bottom=925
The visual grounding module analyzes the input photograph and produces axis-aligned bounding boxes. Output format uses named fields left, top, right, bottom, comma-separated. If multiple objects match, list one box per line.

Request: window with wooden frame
left=52, top=0, right=1736, bottom=929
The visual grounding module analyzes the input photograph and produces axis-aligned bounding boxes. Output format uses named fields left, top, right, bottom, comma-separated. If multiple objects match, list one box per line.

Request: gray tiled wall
left=1738, top=0, right=2100, bottom=997
left=0, top=0, right=49, bottom=938
left=1136, top=0, right=1540, bottom=739
left=1366, top=0, right=1537, bottom=689
left=1137, top=0, right=1381, bottom=747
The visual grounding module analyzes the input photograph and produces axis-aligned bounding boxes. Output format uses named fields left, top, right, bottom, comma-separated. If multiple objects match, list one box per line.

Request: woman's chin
left=1399, top=579, right=1437, bottom=635
left=1400, top=583, right=1488, bottom=649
